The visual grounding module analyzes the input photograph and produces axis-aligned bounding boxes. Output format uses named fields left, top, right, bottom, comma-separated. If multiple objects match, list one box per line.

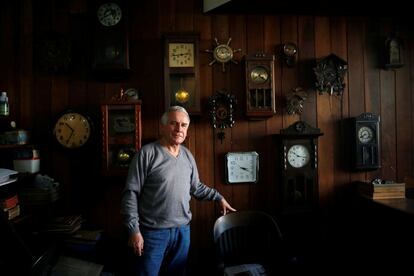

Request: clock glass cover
left=168, top=43, right=194, bottom=67
left=287, top=144, right=310, bottom=168
left=54, top=112, right=91, bottom=149
left=97, top=3, right=122, bottom=27
left=214, top=45, right=233, bottom=63
left=358, top=126, right=374, bottom=143
left=250, top=66, right=269, bottom=84
left=225, top=151, right=259, bottom=183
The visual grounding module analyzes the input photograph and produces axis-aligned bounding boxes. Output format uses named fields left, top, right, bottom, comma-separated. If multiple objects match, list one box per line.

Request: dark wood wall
left=1, top=0, right=413, bottom=272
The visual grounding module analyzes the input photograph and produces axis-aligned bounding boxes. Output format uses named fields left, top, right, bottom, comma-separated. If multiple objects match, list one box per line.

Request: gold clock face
left=97, top=2, right=122, bottom=26
left=168, top=43, right=194, bottom=67
left=213, top=44, right=233, bottom=63
left=54, top=112, right=91, bottom=149
left=250, top=66, right=269, bottom=84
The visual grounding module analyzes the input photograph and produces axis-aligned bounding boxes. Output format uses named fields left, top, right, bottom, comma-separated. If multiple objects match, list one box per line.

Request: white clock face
left=287, top=144, right=310, bottom=168
left=97, top=3, right=122, bottom=27
left=226, top=152, right=259, bottom=183
left=358, top=126, right=374, bottom=143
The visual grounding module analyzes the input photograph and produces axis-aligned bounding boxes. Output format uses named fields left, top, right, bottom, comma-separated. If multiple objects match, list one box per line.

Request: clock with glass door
left=163, top=33, right=200, bottom=115
left=275, top=121, right=323, bottom=214
left=352, top=113, right=380, bottom=170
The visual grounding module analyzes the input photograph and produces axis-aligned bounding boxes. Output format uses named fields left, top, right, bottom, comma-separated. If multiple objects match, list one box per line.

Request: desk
left=373, top=198, right=414, bottom=215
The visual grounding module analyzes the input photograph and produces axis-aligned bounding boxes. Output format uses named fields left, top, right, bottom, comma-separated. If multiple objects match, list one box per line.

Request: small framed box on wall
left=101, top=100, right=142, bottom=175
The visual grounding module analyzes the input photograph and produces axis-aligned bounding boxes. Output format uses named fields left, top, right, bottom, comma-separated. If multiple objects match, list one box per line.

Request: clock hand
left=172, top=52, right=190, bottom=57
left=238, top=166, right=251, bottom=173
left=65, top=123, right=74, bottom=132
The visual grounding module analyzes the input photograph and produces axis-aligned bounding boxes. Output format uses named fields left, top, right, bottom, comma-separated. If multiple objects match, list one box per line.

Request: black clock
left=92, top=0, right=131, bottom=78
left=208, top=91, right=236, bottom=142
left=352, top=113, right=381, bottom=170
left=275, top=121, right=323, bottom=214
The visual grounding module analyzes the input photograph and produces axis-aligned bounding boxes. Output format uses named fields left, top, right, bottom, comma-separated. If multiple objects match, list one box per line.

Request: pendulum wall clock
left=275, top=121, right=323, bottom=214
left=92, top=0, right=131, bottom=78
left=351, top=112, right=380, bottom=170
left=244, top=52, right=276, bottom=119
left=163, top=33, right=201, bottom=115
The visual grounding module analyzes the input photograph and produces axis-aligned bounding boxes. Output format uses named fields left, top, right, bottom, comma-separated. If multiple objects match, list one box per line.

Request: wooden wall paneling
left=264, top=15, right=282, bottom=214
left=280, top=15, right=299, bottom=129
left=211, top=15, right=233, bottom=216
left=329, top=16, right=351, bottom=201
left=175, top=0, right=194, bottom=32
left=315, top=16, right=334, bottom=207
left=347, top=17, right=367, bottom=184
left=363, top=18, right=382, bottom=181
left=227, top=14, right=250, bottom=211
left=245, top=15, right=267, bottom=211
left=158, top=0, right=176, bottom=33
left=410, top=36, right=414, bottom=179
left=395, top=37, right=412, bottom=182
left=379, top=18, right=397, bottom=181
left=297, top=16, right=316, bottom=127
left=18, top=0, right=34, bottom=130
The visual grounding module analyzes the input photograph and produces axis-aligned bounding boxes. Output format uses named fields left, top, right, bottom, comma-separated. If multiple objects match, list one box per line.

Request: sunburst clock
left=205, top=37, right=241, bottom=72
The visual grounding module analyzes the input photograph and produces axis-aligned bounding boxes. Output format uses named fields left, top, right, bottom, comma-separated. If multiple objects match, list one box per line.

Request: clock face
left=97, top=2, right=122, bottom=27
left=225, top=152, right=259, bottom=184
left=168, top=43, right=194, bottom=67
left=213, top=44, right=233, bottom=63
left=287, top=144, right=310, bottom=168
left=250, top=66, right=269, bottom=84
left=358, top=126, right=374, bottom=143
left=54, top=112, right=91, bottom=149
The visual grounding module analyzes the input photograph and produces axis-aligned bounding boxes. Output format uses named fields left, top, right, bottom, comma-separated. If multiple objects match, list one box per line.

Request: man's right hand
left=128, top=232, right=144, bottom=256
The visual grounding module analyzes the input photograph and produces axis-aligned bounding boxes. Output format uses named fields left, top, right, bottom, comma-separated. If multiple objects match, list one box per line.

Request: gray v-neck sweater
left=121, top=141, right=223, bottom=234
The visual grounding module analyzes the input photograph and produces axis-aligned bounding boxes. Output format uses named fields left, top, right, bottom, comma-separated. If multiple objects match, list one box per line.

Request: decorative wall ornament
left=205, top=37, right=241, bottom=72
left=314, top=54, right=347, bottom=96
left=384, top=34, right=404, bottom=69
left=286, top=87, right=307, bottom=115
left=282, top=42, right=298, bottom=67
left=36, top=32, right=71, bottom=73
left=208, top=91, right=236, bottom=142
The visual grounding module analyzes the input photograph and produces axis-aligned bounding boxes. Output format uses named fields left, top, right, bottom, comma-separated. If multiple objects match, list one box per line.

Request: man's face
left=161, top=111, right=189, bottom=146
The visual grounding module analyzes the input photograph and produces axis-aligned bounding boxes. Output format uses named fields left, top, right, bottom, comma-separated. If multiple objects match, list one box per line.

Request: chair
left=213, top=210, right=285, bottom=275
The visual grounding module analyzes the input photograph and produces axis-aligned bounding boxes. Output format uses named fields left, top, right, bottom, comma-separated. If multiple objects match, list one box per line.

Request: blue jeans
left=132, top=225, right=190, bottom=276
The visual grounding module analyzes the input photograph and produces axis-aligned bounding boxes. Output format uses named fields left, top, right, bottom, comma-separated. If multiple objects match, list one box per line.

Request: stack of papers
left=0, top=168, right=18, bottom=187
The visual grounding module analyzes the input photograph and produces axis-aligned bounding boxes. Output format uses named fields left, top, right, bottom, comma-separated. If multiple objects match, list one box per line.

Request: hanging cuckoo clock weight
left=208, top=91, right=236, bottom=143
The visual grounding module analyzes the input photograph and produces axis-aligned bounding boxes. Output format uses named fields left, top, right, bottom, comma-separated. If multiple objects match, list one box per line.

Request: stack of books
left=358, top=181, right=406, bottom=199
left=42, top=214, right=82, bottom=235
left=0, top=168, right=20, bottom=220
left=1, top=194, right=20, bottom=220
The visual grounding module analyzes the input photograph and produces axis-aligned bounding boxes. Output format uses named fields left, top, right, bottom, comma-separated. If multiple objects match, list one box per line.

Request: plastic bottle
left=0, top=91, right=9, bottom=116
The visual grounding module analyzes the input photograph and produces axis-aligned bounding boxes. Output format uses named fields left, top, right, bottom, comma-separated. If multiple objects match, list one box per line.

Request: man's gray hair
left=160, top=106, right=190, bottom=125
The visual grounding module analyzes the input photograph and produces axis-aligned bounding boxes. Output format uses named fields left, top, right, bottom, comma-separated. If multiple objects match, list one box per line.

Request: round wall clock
left=287, top=144, right=310, bottom=168
left=97, top=2, right=122, bottom=26
left=225, top=151, right=259, bottom=184
left=53, top=111, right=93, bottom=149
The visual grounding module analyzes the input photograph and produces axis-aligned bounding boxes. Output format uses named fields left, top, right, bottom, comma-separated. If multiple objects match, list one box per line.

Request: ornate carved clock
left=163, top=33, right=200, bottom=115
left=208, top=91, right=236, bottom=142
left=244, top=52, right=276, bottom=119
left=351, top=112, right=380, bottom=170
left=92, top=0, right=131, bottom=78
left=275, top=121, right=323, bottom=214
